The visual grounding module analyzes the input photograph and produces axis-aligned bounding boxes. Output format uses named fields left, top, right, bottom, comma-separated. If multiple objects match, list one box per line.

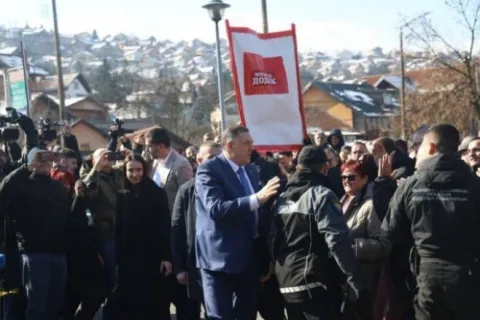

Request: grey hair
left=220, top=125, right=249, bottom=147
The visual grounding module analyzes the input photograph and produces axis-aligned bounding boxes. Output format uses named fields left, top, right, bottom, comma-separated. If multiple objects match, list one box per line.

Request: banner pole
left=291, top=24, right=308, bottom=139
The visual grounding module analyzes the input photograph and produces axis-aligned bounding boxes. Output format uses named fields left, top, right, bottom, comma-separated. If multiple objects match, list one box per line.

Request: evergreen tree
left=92, top=59, right=122, bottom=101
left=92, top=29, right=99, bottom=40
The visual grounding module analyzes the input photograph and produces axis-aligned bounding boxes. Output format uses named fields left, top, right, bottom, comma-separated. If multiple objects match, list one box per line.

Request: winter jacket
left=341, top=183, right=391, bottom=297
left=383, top=154, right=480, bottom=264
left=271, top=169, right=365, bottom=303
left=0, top=165, right=69, bottom=253
left=81, top=166, right=123, bottom=241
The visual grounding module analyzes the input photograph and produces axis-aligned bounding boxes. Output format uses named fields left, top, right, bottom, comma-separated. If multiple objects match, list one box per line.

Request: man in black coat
left=171, top=141, right=221, bottom=311
left=383, top=124, right=480, bottom=320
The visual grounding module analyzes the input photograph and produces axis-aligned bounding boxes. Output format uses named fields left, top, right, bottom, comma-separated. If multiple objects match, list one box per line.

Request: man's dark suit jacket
left=195, top=154, right=270, bottom=276
left=171, top=178, right=203, bottom=300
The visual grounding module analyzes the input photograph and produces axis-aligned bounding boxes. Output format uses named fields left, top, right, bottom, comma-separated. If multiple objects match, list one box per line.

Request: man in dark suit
left=195, top=125, right=281, bottom=320
left=171, top=141, right=221, bottom=303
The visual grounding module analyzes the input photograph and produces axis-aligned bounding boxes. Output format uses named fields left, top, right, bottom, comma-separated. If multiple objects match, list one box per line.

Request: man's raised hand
left=256, top=176, right=281, bottom=204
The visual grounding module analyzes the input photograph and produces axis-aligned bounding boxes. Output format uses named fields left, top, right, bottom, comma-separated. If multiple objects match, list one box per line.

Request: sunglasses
left=341, top=175, right=357, bottom=182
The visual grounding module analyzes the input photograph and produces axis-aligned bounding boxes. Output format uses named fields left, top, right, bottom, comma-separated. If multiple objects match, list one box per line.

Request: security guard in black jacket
left=382, top=124, right=480, bottom=320
left=271, top=146, right=370, bottom=320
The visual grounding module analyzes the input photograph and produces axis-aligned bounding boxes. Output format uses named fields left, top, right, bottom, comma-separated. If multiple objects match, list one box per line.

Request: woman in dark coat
left=106, top=154, right=172, bottom=320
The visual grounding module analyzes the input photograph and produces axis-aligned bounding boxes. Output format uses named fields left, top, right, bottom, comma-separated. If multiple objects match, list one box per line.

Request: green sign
left=7, top=68, right=29, bottom=113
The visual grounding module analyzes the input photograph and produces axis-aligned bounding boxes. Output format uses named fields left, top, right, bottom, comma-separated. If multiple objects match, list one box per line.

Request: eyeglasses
left=468, top=148, right=480, bottom=154
left=341, top=175, right=357, bottom=182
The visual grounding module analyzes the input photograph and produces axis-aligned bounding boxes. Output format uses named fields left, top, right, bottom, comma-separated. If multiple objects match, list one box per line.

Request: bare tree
left=110, top=64, right=216, bottom=142
left=404, top=0, right=480, bottom=121
left=404, top=68, right=475, bottom=135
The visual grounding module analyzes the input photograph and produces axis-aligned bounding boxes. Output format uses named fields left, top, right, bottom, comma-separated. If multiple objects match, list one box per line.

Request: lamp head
left=202, top=0, right=230, bottom=23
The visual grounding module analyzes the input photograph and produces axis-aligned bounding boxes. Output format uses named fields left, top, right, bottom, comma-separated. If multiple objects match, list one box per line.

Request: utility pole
left=399, top=28, right=406, bottom=140
left=261, top=0, right=268, bottom=33
left=51, top=0, right=65, bottom=146
left=398, top=12, right=431, bottom=140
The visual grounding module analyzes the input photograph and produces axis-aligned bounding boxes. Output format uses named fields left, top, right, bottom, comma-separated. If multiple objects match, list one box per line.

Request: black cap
left=297, top=146, right=327, bottom=166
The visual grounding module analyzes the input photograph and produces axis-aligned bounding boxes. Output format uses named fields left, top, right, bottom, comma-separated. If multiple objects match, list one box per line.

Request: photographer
left=107, top=119, right=132, bottom=153
left=0, top=148, right=70, bottom=319
left=80, top=149, right=124, bottom=296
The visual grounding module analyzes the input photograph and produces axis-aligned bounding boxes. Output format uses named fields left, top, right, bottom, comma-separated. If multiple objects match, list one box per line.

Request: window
left=73, top=81, right=80, bottom=90
left=365, top=118, right=371, bottom=130
left=80, top=143, right=91, bottom=151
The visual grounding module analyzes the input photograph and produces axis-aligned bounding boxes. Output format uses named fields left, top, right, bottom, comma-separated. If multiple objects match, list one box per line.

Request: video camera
left=0, top=108, right=20, bottom=141
left=38, top=118, right=65, bottom=142
left=111, top=118, right=125, bottom=137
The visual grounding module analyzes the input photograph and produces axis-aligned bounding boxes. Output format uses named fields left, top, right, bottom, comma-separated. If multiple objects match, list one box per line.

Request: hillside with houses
left=0, top=25, right=472, bottom=148
left=0, top=26, right=457, bottom=84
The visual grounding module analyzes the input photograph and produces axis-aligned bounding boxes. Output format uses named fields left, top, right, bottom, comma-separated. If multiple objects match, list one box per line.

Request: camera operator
left=0, top=148, right=70, bottom=319
left=0, top=110, right=42, bottom=319
left=0, top=109, right=39, bottom=174
left=37, top=120, right=82, bottom=176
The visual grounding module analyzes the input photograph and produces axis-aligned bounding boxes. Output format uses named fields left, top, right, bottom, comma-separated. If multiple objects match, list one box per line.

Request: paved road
left=169, top=305, right=264, bottom=319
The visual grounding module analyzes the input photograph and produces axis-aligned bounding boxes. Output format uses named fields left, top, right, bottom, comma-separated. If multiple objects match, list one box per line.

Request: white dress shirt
left=152, top=149, right=173, bottom=187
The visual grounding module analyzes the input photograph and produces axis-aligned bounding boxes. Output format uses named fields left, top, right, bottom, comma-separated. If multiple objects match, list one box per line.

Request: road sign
left=7, top=68, right=28, bottom=114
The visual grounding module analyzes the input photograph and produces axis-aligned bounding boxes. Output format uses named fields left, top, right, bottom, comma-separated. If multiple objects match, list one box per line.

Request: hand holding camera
left=74, top=180, right=86, bottom=197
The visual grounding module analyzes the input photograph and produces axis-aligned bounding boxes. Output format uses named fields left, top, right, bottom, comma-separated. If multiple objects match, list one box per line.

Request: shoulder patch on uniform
left=329, top=200, right=343, bottom=216
left=333, top=201, right=341, bottom=211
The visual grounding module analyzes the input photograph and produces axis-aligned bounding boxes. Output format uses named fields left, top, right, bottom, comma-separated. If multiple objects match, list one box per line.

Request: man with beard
left=144, top=128, right=194, bottom=319
left=271, top=145, right=370, bottom=320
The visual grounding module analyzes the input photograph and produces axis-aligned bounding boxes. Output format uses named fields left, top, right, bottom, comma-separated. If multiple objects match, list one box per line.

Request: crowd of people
left=0, top=112, right=480, bottom=320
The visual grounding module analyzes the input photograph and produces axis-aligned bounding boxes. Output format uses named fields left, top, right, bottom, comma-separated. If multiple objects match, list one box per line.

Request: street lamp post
left=261, top=0, right=268, bottom=33
left=398, top=12, right=431, bottom=140
left=202, top=0, right=230, bottom=134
